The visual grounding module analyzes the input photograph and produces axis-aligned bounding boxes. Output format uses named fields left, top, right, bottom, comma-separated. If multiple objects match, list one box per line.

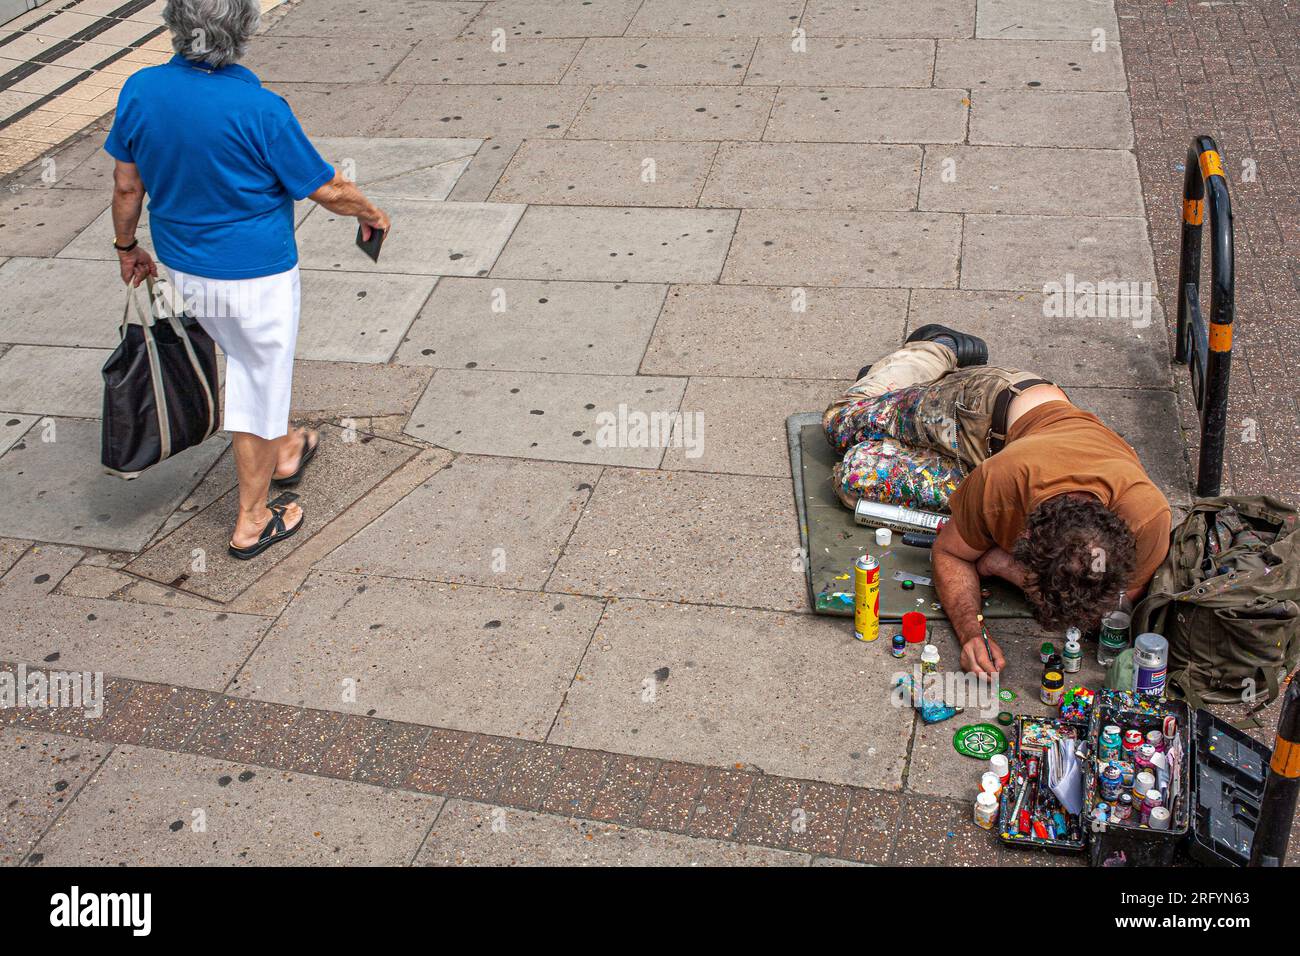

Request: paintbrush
left=976, top=613, right=994, bottom=669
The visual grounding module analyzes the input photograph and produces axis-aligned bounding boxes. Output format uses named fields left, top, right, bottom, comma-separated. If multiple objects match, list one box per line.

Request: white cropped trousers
left=163, top=264, right=300, bottom=441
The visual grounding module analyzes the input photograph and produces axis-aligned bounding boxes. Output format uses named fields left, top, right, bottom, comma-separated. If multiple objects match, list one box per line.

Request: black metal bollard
left=1250, top=677, right=1300, bottom=866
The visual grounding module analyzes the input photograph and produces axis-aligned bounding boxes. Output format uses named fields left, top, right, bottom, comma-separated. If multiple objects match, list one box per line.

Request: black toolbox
left=1082, top=690, right=1272, bottom=867
left=998, top=715, right=1089, bottom=854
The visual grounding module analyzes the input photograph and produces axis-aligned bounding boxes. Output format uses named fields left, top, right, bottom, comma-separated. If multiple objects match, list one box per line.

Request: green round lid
left=953, top=722, right=1009, bottom=758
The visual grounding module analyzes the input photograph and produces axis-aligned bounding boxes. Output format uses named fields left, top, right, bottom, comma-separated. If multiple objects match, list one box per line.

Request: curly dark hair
left=1013, top=494, right=1136, bottom=629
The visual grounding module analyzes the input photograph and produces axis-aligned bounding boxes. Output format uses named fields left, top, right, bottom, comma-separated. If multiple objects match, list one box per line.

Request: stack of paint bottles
left=974, top=754, right=1010, bottom=830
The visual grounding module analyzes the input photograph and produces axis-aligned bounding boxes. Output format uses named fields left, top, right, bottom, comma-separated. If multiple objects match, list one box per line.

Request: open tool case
left=1084, top=693, right=1191, bottom=866
left=1082, top=691, right=1272, bottom=866
left=998, top=715, right=1088, bottom=854
left=1188, top=708, right=1271, bottom=866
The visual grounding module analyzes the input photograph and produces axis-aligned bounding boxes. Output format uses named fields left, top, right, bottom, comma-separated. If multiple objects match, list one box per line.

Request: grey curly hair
left=163, top=0, right=261, bottom=68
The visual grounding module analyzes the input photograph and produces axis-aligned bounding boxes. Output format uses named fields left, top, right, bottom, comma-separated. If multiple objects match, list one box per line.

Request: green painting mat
left=787, top=413, right=1035, bottom=622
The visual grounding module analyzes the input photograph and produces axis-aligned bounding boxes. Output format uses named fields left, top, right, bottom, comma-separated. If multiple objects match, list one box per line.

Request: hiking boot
left=905, top=324, right=988, bottom=367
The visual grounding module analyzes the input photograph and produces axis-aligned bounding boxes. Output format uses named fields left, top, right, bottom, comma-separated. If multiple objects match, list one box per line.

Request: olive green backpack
left=1132, top=496, right=1300, bottom=706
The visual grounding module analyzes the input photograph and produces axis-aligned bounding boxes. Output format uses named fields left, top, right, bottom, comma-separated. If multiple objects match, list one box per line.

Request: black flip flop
left=227, top=504, right=303, bottom=560
left=273, top=431, right=320, bottom=487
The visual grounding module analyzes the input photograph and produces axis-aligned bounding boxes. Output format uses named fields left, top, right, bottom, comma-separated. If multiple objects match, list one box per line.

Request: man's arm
left=932, top=520, right=1006, bottom=674
left=111, top=160, right=156, bottom=286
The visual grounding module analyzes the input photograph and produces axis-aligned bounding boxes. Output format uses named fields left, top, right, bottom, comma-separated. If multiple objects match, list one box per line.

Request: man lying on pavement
left=823, top=325, right=1171, bottom=675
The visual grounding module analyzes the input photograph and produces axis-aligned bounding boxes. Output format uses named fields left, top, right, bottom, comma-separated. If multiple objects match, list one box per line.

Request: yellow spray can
left=853, top=554, right=880, bottom=642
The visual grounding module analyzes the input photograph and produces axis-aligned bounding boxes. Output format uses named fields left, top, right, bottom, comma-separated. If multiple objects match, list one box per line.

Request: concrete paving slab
left=56, top=204, right=152, bottom=261
left=289, top=359, right=433, bottom=419
left=661, top=377, right=845, bottom=476
left=0, top=345, right=105, bottom=418
left=961, top=214, right=1156, bottom=291
left=0, top=415, right=36, bottom=457
left=919, top=146, right=1142, bottom=216
left=969, top=90, right=1133, bottom=148
left=722, top=210, right=962, bottom=288
left=489, top=139, right=717, bottom=207
left=309, top=137, right=482, bottom=201
left=377, top=83, right=591, bottom=139
left=935, top=39, right=1126, bottom=91
left=976, top=0, right=1120, bottom=42
left=0, top=186, right=107, bottom=257
left=416, top=798, right=808, bottom=865
left=643, top=284, right=907, bottom=378
left=267, top=82, right=417, bottom=137
left=393, top=277, right=666, bottom=374
left=389, top=37, right=583, bottom=85
left=904, top=620, right=1105, bottom=800
left=491, top=206, right=737, bottom=283
left=0, top=730, right=111, bottom=866
left=802, top=0, right=976, bottom=38
left=125, top=423, right=416, bottom=602
left=405, top=368, right=686, bottom=467
left=461, top=0, right=643, bottom=39
left=0, top=537, right=31, bottom=576
left=241, top=35, right=416, bottom=83
left=625, top=0, right=803, bottom=37
left=1068, top=387, right=1191, bottom=505
left=30, top=745, right=442, bottom=865
left=447, top=139, right=523, bottom=202
left=231, top=570, right=604, bottom=737
left=271, top=0, right=482, bottom=39
left=0, top=418, right=228, bottom=552
left=562, top=37, right=754, bottom=86
left=0, top=546, right=267, bottom=687
left=745, top=37, right=934, bottom=87
left=318, top=455, right=598, bottom=589
left=569, top=85, right=776, bottom=142
left=765, top=87, right=968, bottom=144
left=908, top=290, right=1168, bottom=388
left=295, top=271, right=437, bottom=363
left=295, top=200, right=525, bottom=276
left=548, top=469, right=805, bottom=611
left=699, top=143, right=921, bottom=210
left=550, top=598, right=913, bottom=788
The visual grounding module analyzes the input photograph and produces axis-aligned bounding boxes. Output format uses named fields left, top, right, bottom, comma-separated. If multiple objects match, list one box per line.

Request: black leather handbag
left=101, top=279, right=220, bottom=479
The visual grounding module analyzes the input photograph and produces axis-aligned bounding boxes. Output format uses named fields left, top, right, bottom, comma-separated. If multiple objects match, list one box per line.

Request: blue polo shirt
left=105, top=55, right=333, bottom=280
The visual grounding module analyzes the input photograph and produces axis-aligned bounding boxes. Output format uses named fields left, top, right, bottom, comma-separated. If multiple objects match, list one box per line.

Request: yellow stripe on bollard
left=1199, top=149, right=1225, bottom=180
left=1183, top=198, right=1204, bottom=225
left=1271, top=737, right=1300, bottom=779
left=1209, top=322, right=1233, bottom=352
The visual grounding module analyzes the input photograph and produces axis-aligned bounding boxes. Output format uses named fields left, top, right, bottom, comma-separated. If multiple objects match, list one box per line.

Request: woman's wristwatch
left=113, top=237, right=138, bottom=252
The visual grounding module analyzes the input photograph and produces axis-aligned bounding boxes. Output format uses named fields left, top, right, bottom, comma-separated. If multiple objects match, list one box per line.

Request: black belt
left=988, top=378, right=1053, bottom=455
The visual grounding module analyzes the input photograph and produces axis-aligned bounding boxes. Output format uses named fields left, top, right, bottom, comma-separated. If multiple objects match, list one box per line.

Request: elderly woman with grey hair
left=105, top=0, right=390, bottom=559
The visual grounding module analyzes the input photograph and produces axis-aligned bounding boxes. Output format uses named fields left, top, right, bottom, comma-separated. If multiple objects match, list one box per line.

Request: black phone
left=355, top=224, right=386, bottom=262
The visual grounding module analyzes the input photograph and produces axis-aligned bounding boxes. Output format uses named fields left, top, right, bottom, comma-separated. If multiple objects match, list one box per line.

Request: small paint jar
left=1099, top=763, right=1125, bottom=802
left=1140, top=789, right=1163, bottom=826
left=981, top=771, right=1002, bottom=799
left=1132, top=771, right=1155, bottom=802
left=1147, top=729, right=1164, bottom=753
left=1099, top=726, right=1122, bottom=761
left=891, top=633, right=906, bottom=659
left=1148, top=806, right=1171, bottom=831
left=875, top=527, right=892, bottom=547
left=1113, top=792, right=1134, bottom=824
left=1040, top=642, right=1055, bottom=664
left=974, top=791, right=998, bottom=830
left=989, top=753, right=1010, bottom=787
left=1123, top=729, right=1144, bottom=752
left=1135, top=743, right=1156, bottom=769
left=1041, top=669, right=1065, bottom=707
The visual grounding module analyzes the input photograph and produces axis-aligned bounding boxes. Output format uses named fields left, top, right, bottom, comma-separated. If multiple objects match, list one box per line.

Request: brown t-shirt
left=948, top=402, right=1171, bottom=589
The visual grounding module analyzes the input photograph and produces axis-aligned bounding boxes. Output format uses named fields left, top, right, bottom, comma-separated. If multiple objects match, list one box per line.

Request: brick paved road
left=1118, top=0, right=1299, bottom=502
